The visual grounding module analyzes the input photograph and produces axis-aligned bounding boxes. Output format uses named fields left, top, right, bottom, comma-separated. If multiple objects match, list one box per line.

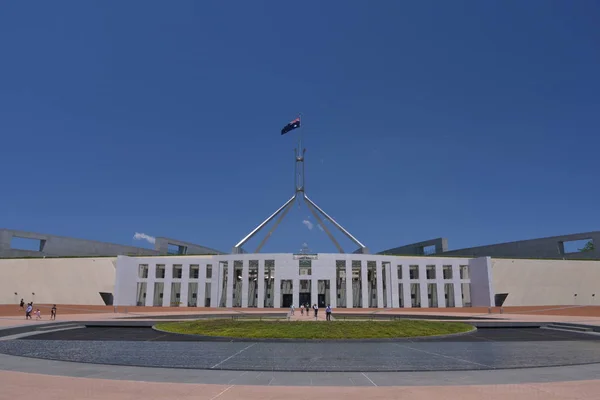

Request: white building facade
left=114, top=253, right=495, bottom=308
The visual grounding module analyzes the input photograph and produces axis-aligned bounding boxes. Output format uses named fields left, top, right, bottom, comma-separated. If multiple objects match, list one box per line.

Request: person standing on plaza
left=25, top=303, right=33, bottom=320
left=306, top=303, right=311, bottom=317
left=326, top=304, right=332, bottom=321
left=51, top=304, right=57, bottom=320
left=300, top=303, right=304, bottom=315
left=313, top=303, right=318, bottom=319
left=290, top=304, right=295, bottom=316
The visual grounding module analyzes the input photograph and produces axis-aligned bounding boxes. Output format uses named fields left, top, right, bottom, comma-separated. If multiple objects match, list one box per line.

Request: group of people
left=19, top=298, right=56, bottom=320
left=290, top=303, right=333, bottom=320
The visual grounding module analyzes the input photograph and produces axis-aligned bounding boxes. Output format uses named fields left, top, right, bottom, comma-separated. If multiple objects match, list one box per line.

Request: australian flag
left=281, top=118, right=301, bottom=135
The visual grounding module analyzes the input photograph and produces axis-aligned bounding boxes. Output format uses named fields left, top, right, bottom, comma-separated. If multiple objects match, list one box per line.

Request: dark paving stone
left=22, top=327, right=600, bottom=342
left=2, top=327, right=600, bottom=372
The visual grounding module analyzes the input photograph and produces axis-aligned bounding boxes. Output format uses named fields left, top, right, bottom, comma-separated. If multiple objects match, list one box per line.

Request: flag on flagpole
left=281, top=117, right=301, bottom=135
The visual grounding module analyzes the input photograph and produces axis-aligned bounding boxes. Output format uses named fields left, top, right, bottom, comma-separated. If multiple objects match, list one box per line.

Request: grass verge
left=155, top=319, right=473, bottom=339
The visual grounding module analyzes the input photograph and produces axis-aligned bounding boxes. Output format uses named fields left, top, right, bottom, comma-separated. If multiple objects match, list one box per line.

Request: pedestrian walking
left=313, top=303, right=318, bottom=319
left=290, top=304, right=295, bottom=315
left=300, top=304, right=304, bottom=315
left=25, top=303, right=33, bottom=320
left=326, top=304, right=332, bottom=321
left=51, top=304, right=57, bottom=320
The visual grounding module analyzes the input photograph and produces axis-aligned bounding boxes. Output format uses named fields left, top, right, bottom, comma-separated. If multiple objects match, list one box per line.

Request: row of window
left=138, top=263, right=470, bottom=281
left=138, top=264, right=213, bottom=280
left=401, top=265, right=470, bottom=280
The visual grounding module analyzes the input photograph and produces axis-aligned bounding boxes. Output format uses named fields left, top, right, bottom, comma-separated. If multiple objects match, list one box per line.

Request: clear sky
left=1, top=1, right=598, bottom=254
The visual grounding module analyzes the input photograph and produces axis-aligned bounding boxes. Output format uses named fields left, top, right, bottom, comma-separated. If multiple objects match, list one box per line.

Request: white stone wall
left=0, top=257, right=116, bottom=305
left=491, top=258, right=600, bottom=306
left=114, top=253, right=476, bottom=308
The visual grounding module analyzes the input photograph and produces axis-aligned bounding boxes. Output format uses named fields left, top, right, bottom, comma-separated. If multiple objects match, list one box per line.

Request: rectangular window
left=219, top=261, right=228, bottom=307
left=233, top=261, right=243, bottom=307
left=136, top=282, right=147, bottom=306
left=156, top=265, right=165, bottom=279
left=398, top=283, right=404, bottom=307
left=170, top=282, right=181, bottom=306
left=352, top=260, right=362, bottom=308
left=189, top=265, right=199, bottom=279
left=410, top=283, right=421, bottom=307
left=248, top=260, right=258, bottom=308
left=172, top=265, right=182, bottom=279
left=187, top=282, right=198, bottom=307
left=443, top=265, right=452, bottom=279
left=153, top=282, right=164, bottom=306
left=409, top=265, right=419, bottom=280
left=138, top=264, right=149, bottom=279
left=299, top=259, right=312, bottom=276
left=445, top=283, right=455, bottom=307
left=336, top=260, right=346, bottom=308
left=204, top=282, right=211, bottom=307
left=397, top=265, right=402, bottom=279
left=428, top=283, right=438, bottom=307
left=426, top=265, right=436, bottom=279
left=460, top=265, right=469, bottom=279
left=461, top=283, right=471, bottom=306
left=206, top=264, right=212, bottom=279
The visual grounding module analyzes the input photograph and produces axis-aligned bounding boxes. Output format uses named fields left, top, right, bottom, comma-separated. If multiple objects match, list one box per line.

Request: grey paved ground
left=21, top=326, right=600, bottom=342
left=1, top=327, right=599, bottom=372
left=1, top=353, right=600, bottom=386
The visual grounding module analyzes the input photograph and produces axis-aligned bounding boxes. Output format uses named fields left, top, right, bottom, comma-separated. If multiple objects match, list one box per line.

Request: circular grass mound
left=155, top=319, right=474, bottom=340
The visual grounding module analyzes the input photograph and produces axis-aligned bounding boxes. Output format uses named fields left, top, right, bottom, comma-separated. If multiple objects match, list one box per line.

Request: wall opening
left=10, top=237, right=45, bottom=252
left=563, top=239, right=594, bottom=254
left=422, top=245, right=436, bottom=255
left=167, top=243, right=187, bottom=255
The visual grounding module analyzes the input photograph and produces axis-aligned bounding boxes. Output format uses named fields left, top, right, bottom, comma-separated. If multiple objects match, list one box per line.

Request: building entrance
left=318, top=294, right=326, bottom=307
left=282, top=294, right=293, bottom=308
left=299, top=292, right=311, bottom=307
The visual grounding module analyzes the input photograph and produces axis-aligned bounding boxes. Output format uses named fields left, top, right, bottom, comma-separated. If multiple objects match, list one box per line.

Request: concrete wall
left=154, top=237, right=224, bottom=255
left=0, top=229, right=159, bottom=258
left=379, top=238, right=448, bottom=256
left=491, top=258, right=600, bottom=306
left=0, top=257, right=116, bottom=305
left=444, top=231, right=600, bottom=260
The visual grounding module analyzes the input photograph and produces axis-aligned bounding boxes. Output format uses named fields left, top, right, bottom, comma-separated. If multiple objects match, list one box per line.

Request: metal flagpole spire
left=232, top=115, right=368, bottom=254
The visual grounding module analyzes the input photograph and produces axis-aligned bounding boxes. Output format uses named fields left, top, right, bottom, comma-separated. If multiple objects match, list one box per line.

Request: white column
left=376, top=261, right=384, bottom=308
left=330, top=275, right=337, bottom=308
left=210, top=262, right=220, bottom=307
left=436, top=264, right=445, bottom=308
left=145, top=265, right=155, bottom=307
left=345, top=261, right=353, bottom=308
left=391, top=263, right=399, bottom=308
left=257, top=260, right=265, bottom=308
left=361, top=261, right=368, bottom=308
left=274, top=278, right=281, bottom=308
left=293, top=278, right=299, bottom=308
left=226, top=261, right=234, bottom=307
left=385, top=263, right=393, bottom=308
left=161, top=264, right=172, bottom=307
left=453, top=265, right=463, bottom=307
left=402, top=265, right=411, bottom=308
left=241, top=260, right=249, bottom=307
left=419, top=264, right=428, bottom=308
left=198, top=264, right=206, bottom=307
left=180, top=265, right=190, bottom=307
left=311, top=278, right=318, bottom=307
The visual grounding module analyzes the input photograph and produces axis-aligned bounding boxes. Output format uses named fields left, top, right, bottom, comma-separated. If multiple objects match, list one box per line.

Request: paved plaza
left=1, top=305, right=600, bottom=399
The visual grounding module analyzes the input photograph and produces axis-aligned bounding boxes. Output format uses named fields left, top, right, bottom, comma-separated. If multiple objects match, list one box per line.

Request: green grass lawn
left=155, top=319, right=473, bottom=339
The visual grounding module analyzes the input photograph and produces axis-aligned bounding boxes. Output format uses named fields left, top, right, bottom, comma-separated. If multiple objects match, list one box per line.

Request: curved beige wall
left=492, top=258, right=600, bottom=306
left=0, top=257, right=116, bottom=305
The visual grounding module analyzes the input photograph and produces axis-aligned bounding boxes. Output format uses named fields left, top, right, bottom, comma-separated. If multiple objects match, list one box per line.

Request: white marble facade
left=114, top=253, right=491, bottom=309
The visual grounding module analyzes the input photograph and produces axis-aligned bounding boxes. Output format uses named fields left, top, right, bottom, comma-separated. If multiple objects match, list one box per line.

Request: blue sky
left=1, top=1, right=598, bottom=254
